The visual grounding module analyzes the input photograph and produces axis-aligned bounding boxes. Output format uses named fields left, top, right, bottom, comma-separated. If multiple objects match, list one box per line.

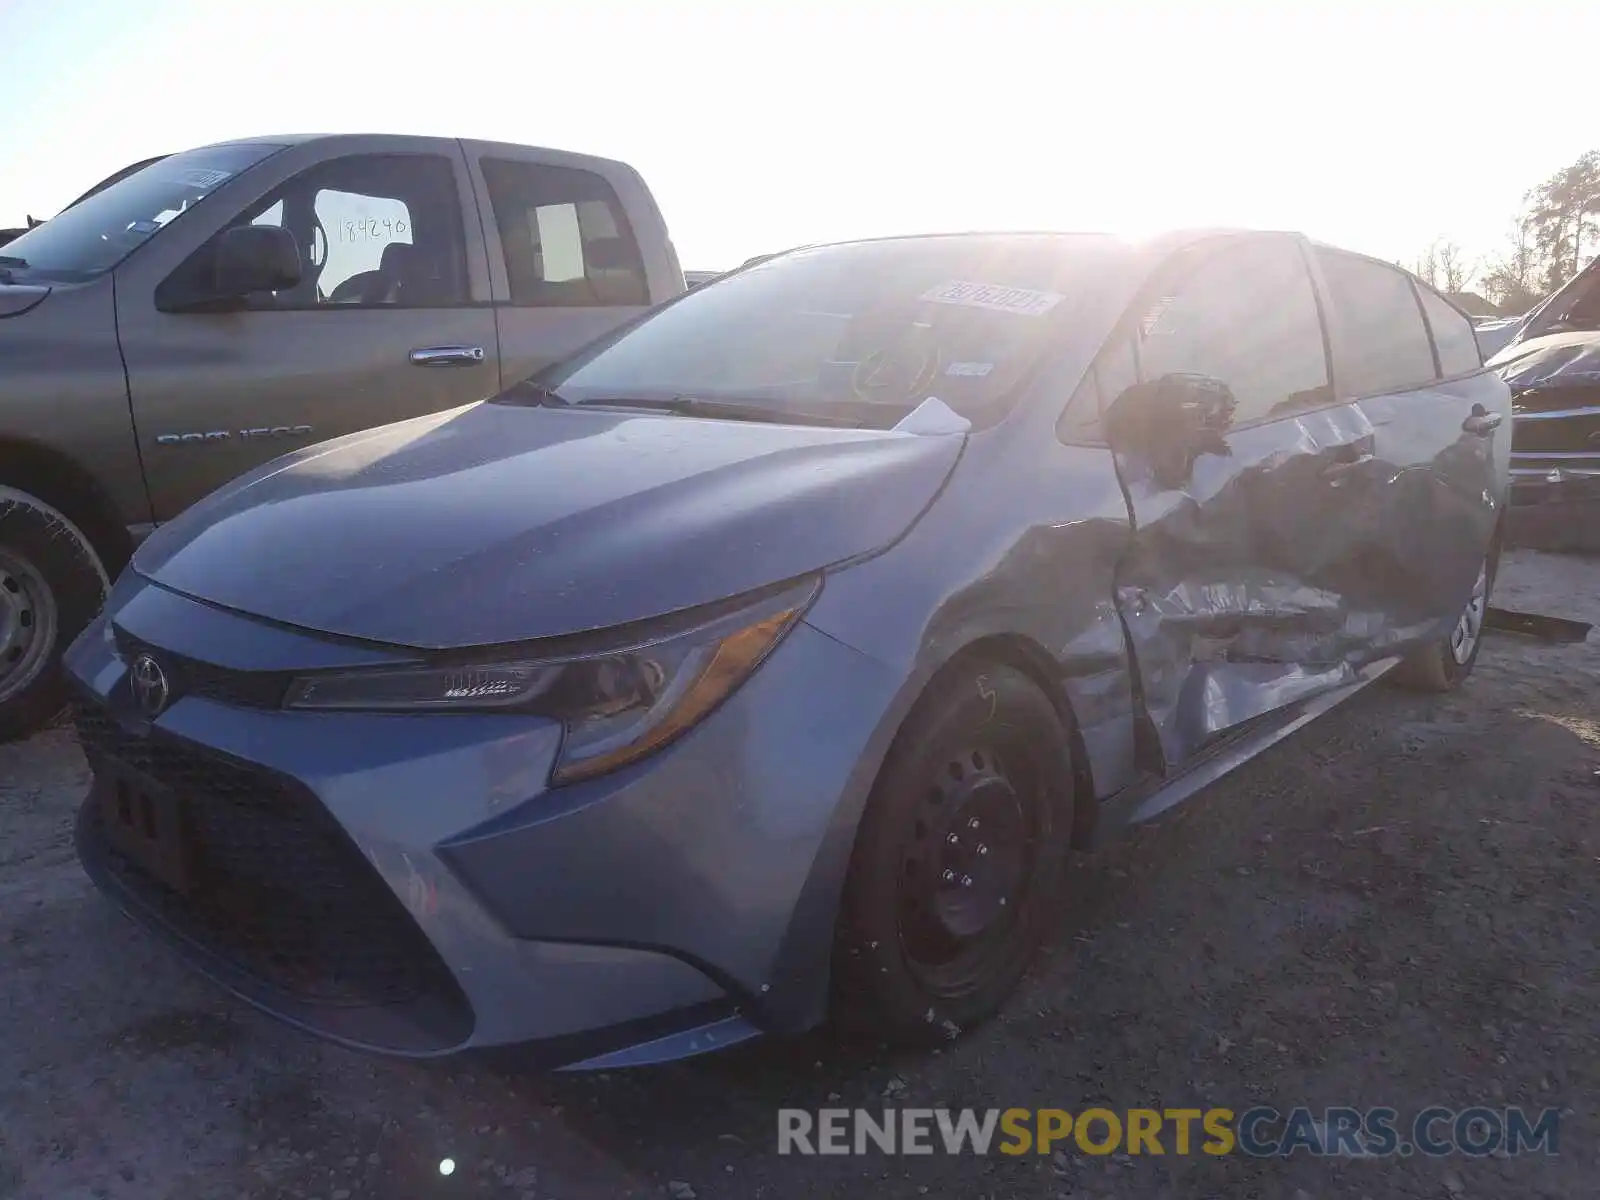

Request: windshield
left=533, top=236, right=1108, bottom=425
left=0, top=143, right=285, bottom=284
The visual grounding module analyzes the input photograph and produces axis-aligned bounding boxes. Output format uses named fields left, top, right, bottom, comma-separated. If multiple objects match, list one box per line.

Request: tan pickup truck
left=0, top=133, right=686, bottom=739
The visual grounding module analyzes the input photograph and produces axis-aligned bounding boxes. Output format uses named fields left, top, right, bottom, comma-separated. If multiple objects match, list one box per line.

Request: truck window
left=0, top=143, right=284, bottom=284
left=172, top=153, right=469, bottom=310
left=479, top=158, right=649, bottom=307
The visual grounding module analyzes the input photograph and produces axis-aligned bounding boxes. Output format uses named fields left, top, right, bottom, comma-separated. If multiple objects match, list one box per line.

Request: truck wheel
left=831, top=663, right=1075, bottom=1043
left=0, top=487, right=109, bottom=742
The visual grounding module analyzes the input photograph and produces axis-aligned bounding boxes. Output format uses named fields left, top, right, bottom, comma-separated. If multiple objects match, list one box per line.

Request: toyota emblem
left=130, top=654, right=171, bottom=718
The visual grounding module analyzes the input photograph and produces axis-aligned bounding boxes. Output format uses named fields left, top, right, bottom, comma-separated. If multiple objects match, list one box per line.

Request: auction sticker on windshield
left=920, top=281, right=1065, bottom=317
left=170, top=167, right=235, bottom=190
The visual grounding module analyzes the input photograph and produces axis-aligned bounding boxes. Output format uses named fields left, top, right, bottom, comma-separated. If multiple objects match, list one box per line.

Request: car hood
left=135, top=401, right=963, bottom=649
left=1491, top=330, right=1600, bottom=401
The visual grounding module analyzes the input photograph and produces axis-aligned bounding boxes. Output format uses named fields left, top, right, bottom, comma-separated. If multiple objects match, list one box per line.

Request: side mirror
left=211, top=224, right=301, bottom=299
left=1103, top=372, right=1237, bottom=489
left=160, top=224, right=302, bottom=313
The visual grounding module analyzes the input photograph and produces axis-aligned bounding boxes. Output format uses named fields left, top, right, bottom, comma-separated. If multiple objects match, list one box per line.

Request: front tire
left=0, top=487, right=109, bottom=742
left=831, top=663, right=1076, bottom=1043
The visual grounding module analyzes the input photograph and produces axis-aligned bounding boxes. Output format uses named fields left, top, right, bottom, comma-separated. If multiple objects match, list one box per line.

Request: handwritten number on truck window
left=338, top=217, right=408, bottom=242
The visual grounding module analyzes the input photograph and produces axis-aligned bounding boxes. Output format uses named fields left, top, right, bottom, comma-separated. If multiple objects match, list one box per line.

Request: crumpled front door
left=1112, top=401, right=1383, bottom=772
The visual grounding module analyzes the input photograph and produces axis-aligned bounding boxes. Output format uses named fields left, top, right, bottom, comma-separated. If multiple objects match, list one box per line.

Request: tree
left=1434, top=241, right=1473, bottom=294
left=1481, top=220, right=1543, bottom=314
left=1412, top=239, right=1476, bottom=295
left=1412, top=243, right=1440, bottom=287
left=1523, top=150, right=1600, bottom=293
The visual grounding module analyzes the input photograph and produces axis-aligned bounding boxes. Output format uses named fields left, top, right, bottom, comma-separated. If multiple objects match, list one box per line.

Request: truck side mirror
left=211, top=225, right=302, bottom=299
left=1103, top=371, right=1237, bottom=489
left=159, top=225, right=303, bottom=312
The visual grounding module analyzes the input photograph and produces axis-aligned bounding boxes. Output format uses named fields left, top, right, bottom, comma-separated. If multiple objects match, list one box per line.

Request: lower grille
left=74, top=704, right=466, bottom=1018
left=1511, top=395, right=1600, bottom=454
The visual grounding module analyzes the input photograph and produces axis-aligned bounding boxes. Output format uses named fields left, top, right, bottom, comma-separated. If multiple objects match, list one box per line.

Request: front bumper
left=66, top=577, right=900, bottom=1064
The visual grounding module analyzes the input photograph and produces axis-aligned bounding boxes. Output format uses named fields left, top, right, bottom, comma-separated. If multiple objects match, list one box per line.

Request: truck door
left=1108, top=234, right=1384, bottom=772
left=461, top=142, right=669, bottom=389
left=113, top=136, right=499, bottom=521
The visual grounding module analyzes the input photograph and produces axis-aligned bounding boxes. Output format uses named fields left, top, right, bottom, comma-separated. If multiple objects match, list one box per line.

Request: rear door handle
left=1462, top=410, right=1503, bottom=436
left=410, top=345, right=487, bottom=367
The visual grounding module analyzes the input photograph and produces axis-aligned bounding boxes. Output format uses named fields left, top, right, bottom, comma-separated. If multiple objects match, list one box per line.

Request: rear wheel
left=832, top=663, right=1075, bottom=1043
left=1391, top=546, right=1497, bottom=693
left=0, top=488, right=109, bottom=742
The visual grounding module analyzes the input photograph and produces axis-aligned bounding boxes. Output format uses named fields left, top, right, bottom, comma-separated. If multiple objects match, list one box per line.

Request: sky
left=3, top=0, right=1597, bottom=279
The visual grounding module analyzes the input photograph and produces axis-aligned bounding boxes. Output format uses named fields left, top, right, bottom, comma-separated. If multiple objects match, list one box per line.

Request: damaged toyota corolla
left=67, top=231, right=1511, bottom=1068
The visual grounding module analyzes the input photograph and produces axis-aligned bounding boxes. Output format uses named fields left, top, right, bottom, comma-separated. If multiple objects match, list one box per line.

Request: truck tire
left=0, top=487, right=109, bottom=742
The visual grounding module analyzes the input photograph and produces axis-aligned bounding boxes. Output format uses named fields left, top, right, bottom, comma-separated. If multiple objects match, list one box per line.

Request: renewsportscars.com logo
left=777, top=1106, right=1562, bottom=1158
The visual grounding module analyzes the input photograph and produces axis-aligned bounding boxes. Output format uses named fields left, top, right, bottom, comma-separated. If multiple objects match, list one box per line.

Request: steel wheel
left=896, top=743, right=1039, bottom=998
left=0, top=547, right=57, bottom=706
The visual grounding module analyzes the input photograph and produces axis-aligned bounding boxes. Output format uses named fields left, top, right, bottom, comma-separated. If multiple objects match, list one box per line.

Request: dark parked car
left=68, top=230, right=1510, bottom=1068
left=1485, top=255, right=1600, bottom=539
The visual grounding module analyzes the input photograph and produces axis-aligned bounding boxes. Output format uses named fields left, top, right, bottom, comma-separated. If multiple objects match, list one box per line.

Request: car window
left=1135, top=238, right=1331, bottom=423
left=169, top=153, right=469, bottom=311
left=1314, top=250, right=1438, bottom=396
left=1416, top=286, right=1483, bottom=377
left=479, top=159, right=649, bottom=307
left=1055, top=333, right=1139, bottom=441
left=1093, top=335, right=1140, bottom=416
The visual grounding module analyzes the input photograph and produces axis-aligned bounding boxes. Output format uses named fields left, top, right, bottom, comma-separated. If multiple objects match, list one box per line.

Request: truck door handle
left=410, top=345, right=486, bottom=367
left=1462, top=408, right=1503, bottom=436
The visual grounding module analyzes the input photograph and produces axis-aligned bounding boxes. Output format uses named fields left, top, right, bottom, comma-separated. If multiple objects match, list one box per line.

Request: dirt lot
left=2, top=549, right=1596, bottom=1200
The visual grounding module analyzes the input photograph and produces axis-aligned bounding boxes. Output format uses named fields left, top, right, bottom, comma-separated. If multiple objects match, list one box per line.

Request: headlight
left=284, top=576, right=820, bottom=783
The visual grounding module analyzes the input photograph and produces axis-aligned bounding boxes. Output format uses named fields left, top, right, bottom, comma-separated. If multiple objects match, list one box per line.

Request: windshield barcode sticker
left=170, top=168, right=234, bottom=190
left=920, top=281, right=1065, bottom=317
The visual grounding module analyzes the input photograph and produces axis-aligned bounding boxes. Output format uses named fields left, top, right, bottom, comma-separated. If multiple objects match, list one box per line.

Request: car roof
left=748, top=228, right=1310, bottom=273
left=785, top=226, right=1295, bottom=250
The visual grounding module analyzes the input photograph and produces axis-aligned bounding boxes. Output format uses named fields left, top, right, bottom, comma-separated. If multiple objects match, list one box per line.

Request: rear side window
left=1315, top=250, right=1437, bottom=396
left=1417, top=285, right=1483, bottom=377
left=479, top=159, right=648, bottom=307
left=1135, top=237, right=1331, bottom=424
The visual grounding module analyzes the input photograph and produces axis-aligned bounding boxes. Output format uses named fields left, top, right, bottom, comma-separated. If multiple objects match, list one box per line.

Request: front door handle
left=410, top=345, right=487, bottom=367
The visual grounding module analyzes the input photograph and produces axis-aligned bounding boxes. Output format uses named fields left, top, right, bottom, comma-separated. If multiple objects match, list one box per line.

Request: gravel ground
left=2, top=549, right=1597, bottom=1200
